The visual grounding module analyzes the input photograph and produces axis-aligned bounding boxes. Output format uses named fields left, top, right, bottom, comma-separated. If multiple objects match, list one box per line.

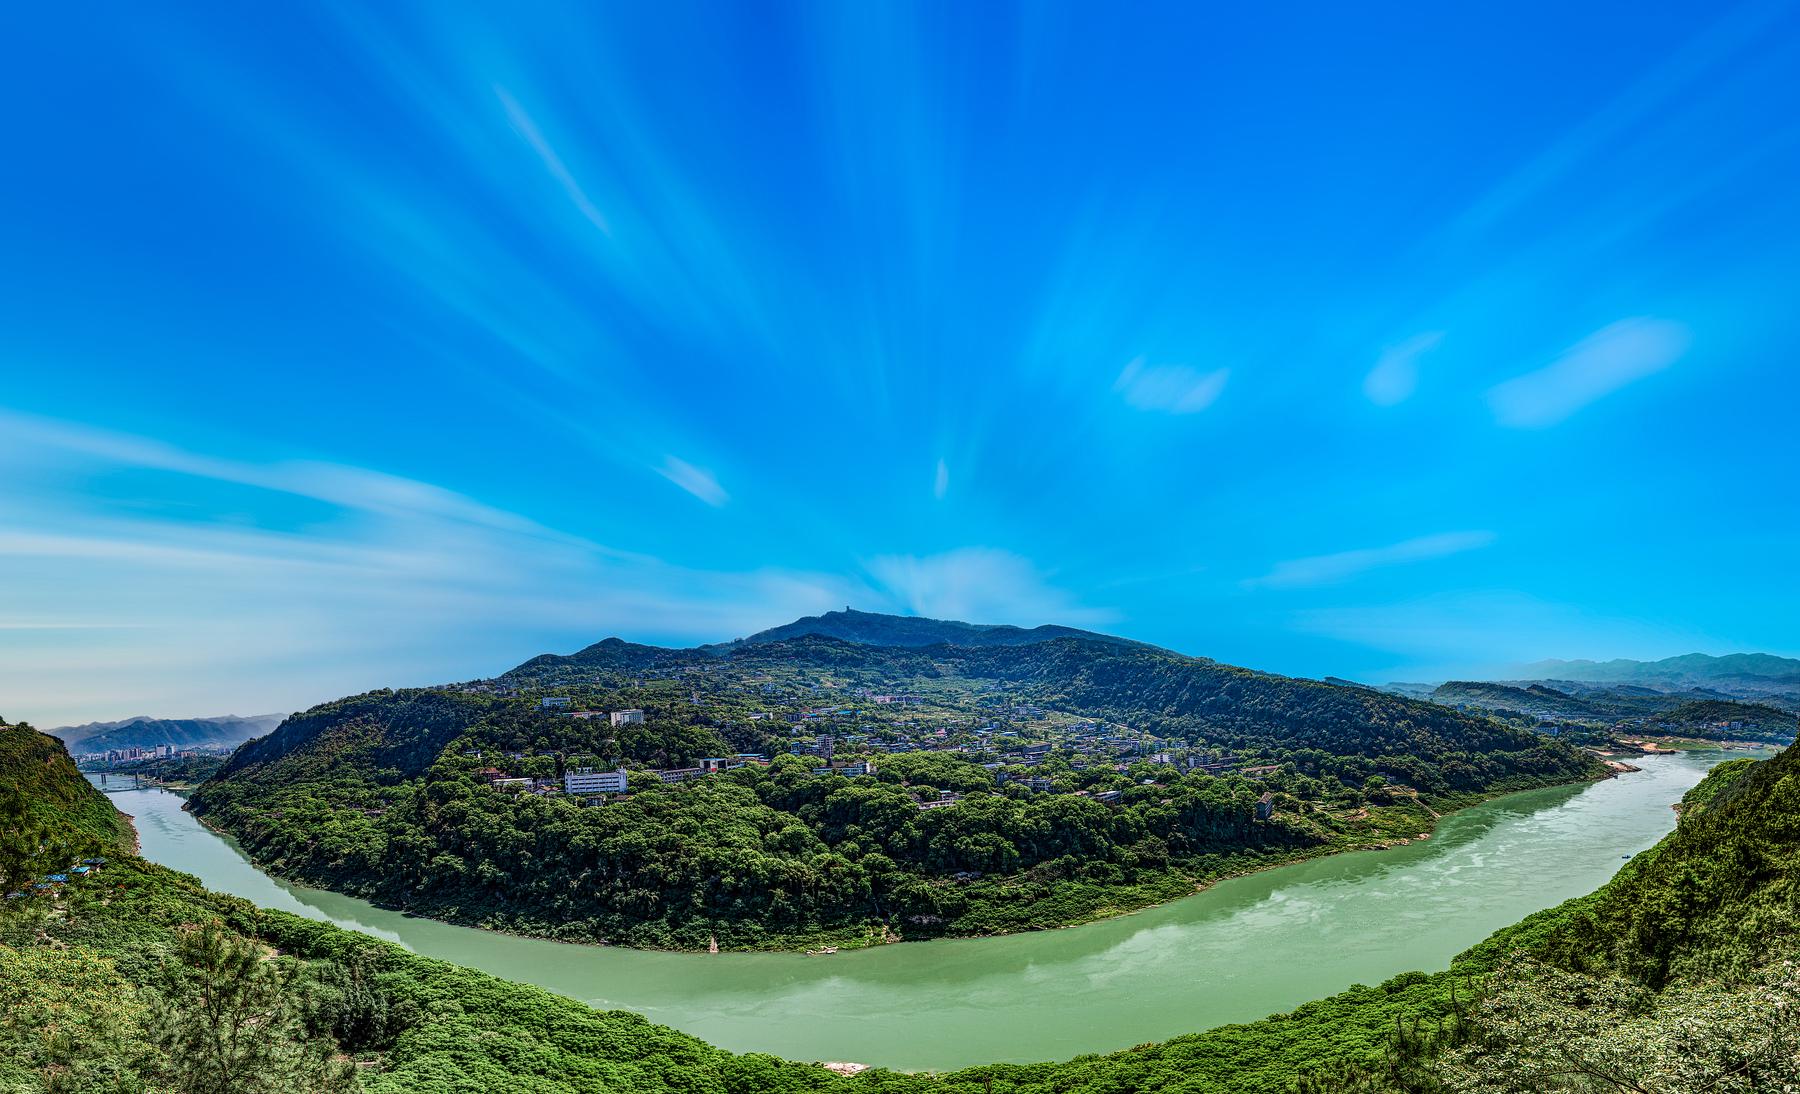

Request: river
left=102, top=750, right=1746, bottom=1071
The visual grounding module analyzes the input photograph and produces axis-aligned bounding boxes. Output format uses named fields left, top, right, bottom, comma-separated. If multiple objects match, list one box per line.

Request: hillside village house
left=610, top=709, right=645, bottom=726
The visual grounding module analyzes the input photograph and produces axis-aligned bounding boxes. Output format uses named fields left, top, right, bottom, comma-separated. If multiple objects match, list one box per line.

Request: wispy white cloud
left=0, top=415, right=841, bottom=724
left=1362, top=331, right=1443, bottom=406
left=0, top=413, right=1120, bottom=725
left=494, top=84, right=613, bottom=236
left=933, top=458, right=949, bottom=500
left=1113, top=358, right=1229, bottom=414
left=1487, top=318, right=1689, bottom=428
left=862, top=548, right=1114, bottom=627
left=1247, top=531, right=1496, bottom=589
left=0, top=409, right=570, bottom=543
left=656, top=455, right=729, bottom=506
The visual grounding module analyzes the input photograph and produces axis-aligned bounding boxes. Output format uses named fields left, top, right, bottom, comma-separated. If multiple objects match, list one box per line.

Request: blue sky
left=5, top=2, right=1799, bottom=725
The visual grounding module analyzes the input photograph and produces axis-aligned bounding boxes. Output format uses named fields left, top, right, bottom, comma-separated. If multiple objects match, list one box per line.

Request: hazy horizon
left=6, top=3, right=1799, bottom=725
left=17, top=603, right=1795, bottom=729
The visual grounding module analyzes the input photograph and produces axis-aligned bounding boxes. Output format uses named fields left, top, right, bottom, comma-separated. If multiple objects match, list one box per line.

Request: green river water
left=103, top=750, right=1747, bottom=1071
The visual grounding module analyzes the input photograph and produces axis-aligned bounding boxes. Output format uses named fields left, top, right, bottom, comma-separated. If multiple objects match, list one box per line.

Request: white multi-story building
left=813, top=758, right=877, bottom=777
left=610, top=708, right=645, bottom=726
left=563, top=767, right=630, bottom=795
left=540, top=696, right=571, bottom=710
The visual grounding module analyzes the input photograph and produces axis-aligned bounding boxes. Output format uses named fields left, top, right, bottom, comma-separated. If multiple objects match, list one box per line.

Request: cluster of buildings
left=78, top=743, right=213, bottom=766
left=5, top=857, right=106, bottom=901
left=539, top=701, right=646, bottom=727
left=474, top=753, right=777, bottom=800
left=473, top=686, right=1289, bottom=818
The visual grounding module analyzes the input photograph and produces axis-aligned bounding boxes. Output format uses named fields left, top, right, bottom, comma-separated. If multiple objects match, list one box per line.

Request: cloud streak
left=657, top=455, right=729, bottom=506
left=863, top=548, right=1115, bottom=627
left=1247, top=531, right=1496, bottom=589
left=0, top=415, right=823, bottom=723
left=1113, top=359, right=1230, bottom=414
left=1487, top=318, right=1689, bottom=428
left=0, top=412, right=1112, bottom=724
left=495, top=84, right=613, bottom=236
left=1363, top=331, right=1443, bottom=406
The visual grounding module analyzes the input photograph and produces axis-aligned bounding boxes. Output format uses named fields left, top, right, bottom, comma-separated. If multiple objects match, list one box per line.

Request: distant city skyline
left=5, top=2, right=1799, bottom=724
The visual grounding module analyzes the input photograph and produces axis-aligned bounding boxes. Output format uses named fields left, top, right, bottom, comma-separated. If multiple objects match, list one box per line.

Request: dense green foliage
left=0, top=721, right=132, bottom=852
left=189, top=691, right=1328, bottom=948
left=922, top=640, right=1588, bottom=792
left=190, top=632, right=1594, bottom=949
left=0, top=721, right=130, bottom=900
left=148, top=922, right=358, bottom=1094
left=1676, top=756, right=1757, bottom=813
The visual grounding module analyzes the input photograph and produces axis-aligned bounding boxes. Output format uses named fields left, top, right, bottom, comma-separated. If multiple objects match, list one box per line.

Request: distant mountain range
left=1424, top=680, right=1795, bottom=738
left=1519, top=652, right=1800, bottom=689
left=50, top=713, right=285, bottom=754
left=1377, top=652, right=1800, bottom=721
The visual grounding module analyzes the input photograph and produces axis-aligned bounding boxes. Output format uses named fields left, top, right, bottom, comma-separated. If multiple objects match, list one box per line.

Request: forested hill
left=511, top=631, right=1587, bottom=785
left=0, top=720, right=130, bottom=853
left=190, top=622, right=1598, bottom=952
left=1659, top=697, right=1796, bottom=732
left=1431, top=680, right=1611, bottom=720
left=938, top=638, right=1568, bottom=776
